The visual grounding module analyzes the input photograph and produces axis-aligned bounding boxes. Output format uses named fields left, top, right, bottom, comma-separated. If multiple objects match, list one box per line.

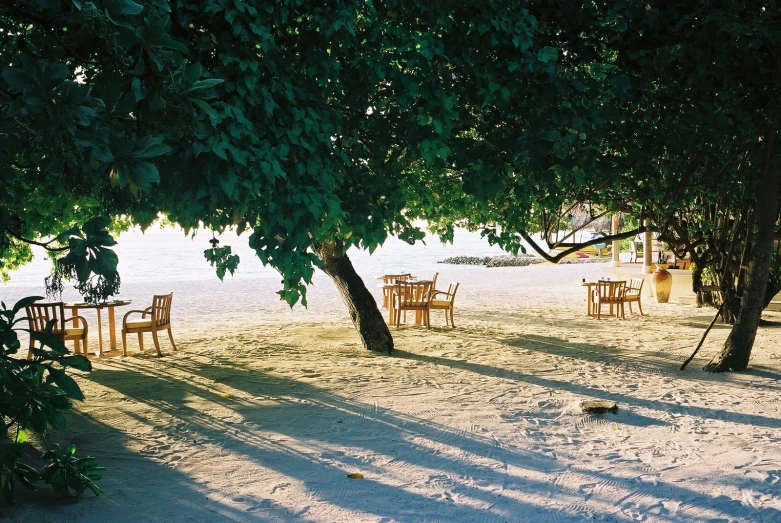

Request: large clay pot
left=651, top=264, right=673, bottom=303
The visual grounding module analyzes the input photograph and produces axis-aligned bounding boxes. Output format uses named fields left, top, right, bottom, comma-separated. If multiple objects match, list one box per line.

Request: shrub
left=0, top=297, right=103, bottom=504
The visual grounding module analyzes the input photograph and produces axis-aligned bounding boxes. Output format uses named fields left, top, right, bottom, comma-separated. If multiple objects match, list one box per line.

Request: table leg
left=96, top=308, right=103, bottom=357
left=108, top=306, right=117, bottom=350
left=586, top=288, right=592, bottom=317
left=388, top=299, right=396, bottom=326
left=71, top=307, right=81, bottom=354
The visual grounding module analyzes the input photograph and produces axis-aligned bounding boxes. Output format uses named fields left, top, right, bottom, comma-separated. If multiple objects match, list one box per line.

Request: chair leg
left=82, top=337, right=89, bottom=358
left=151, top=329, right=163, bottom=357
left=450, top=307, right=455, bottom=328
left=425, top=309, right=430, bottom=329
left=443, top=309, right=449, bottom=327
left=122, top=329, right=128, bottom=356
left=167, top=327, right=177, bottom=351
left=637, top=300, right=644, bottom=316
left=138, top=333, right=144, bottom=352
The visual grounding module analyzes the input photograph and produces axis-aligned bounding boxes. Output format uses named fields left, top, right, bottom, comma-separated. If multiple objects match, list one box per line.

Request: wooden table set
left=66, top=299, right=132, bottom=356
left=581, top=280, right=626, bottom=319
left=380, top=275, right=435, bottom=326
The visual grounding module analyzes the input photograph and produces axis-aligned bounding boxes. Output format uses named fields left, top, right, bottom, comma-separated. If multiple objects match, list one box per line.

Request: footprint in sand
left=166, top=454, right=183, bottom=468
left=270, top=482, right=291, bottom=494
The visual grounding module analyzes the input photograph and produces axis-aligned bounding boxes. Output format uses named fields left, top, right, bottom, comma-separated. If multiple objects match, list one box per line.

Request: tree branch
left=4, top=229, right=69, bottom=252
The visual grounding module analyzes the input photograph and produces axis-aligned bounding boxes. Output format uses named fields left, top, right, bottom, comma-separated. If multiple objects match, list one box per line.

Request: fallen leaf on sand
left=346, top=473, right=364, bottom=480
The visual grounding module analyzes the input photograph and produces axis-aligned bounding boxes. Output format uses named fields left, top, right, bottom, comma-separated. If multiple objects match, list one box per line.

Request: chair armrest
left=431, top=290, right=452, bottom=298
left=70, top=315, right=89, bottom=333
left=123, top=308, right=152, bottom=326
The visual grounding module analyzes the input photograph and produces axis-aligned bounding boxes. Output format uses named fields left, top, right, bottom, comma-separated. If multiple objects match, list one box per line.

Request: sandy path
left=4, top=263, right=781, bottom=522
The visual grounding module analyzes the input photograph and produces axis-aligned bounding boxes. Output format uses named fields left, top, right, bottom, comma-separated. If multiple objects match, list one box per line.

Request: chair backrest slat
left=25, top=302, right=66, bottom=338
left=152, top=293, right=173, bottom=326
left=444, top=282, right=459, bottom=303
left=627, top=278, right=644, bottom=294
left=597, top=281, right=625, bottom=300
left=382, top=274, right=412, bottom=284
left=395, top=281, right=433, bottom=306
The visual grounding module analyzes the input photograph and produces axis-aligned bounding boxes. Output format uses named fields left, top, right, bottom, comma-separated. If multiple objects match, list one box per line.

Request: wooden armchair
left=25, top=301, right=89, bottom=358
left=592, top=281, right=626, bottom=319
left=122, top=293, right=177, bottom=357
left=622, top=278, right=645, bottom=316
left=380, top=273, right=413, bottom=309
left=430, top=282, right=459, bottom=327
left=392, top=281, right=433, bottom=328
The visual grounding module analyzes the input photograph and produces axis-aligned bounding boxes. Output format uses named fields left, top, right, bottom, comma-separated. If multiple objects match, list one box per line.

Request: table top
left=66, top=299, right=132, bottom=309
left=581, top=280, right=626, bottom=286
left=382, top=280, right=433, bottom=288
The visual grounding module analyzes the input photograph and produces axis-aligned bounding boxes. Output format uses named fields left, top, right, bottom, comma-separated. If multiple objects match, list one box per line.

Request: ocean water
left=2, top=226, right=508, bottom=288
left=1, top=227, right=605, bottom=336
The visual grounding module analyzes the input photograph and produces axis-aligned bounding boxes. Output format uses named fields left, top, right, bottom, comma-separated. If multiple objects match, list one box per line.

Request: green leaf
left=133, top=140, right=171, bottom=159
left=221, top=175, right=237, bottom=198
left=98, top=249, right=119, bottom=272
left=192, top=98, right=218, bottom=119
left=48, top=368, right=85, bottom=401
left=29, top=331, right=69, bottom=355
left=1, top=68, right=31, bottom=92
left=537, top=46, right=558, bottom=63
left=117, top=0, right=144, bottom=15
left=188, top=79, right=224, bottom=92
left=62, top=355, right=92, bottom=372
left=13, top=296, right=43, bottom=315
left=132, top=161, right=160, bottom=190
left=48, top=409, right=67, bottom=430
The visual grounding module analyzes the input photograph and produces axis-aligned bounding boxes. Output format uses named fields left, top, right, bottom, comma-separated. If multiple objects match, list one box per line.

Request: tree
left=119, top=1, right=563, bottom=353
left=4, top=1, right=777, bottom=368
left=407, top=1, right=780, bottom=372
left=1, top=0, right=224, bottom=297
left=595, top=2, right=781, bottom=372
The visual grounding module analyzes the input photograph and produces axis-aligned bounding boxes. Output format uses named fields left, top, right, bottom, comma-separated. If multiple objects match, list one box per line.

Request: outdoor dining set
left=378, top=272, right=459, bottom=328
left=24, top=293, right=177, bottom=358
left=581, top=278, right=645, bottom=319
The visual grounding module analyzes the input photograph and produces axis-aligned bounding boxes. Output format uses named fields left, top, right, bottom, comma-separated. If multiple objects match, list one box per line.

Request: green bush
left=0, top=297, right=103, bottom=504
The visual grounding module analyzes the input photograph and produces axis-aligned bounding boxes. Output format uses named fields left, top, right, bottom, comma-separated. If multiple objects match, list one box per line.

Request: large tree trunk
left=313, top=241, right=394, bottom=354
left=705, top=140, right=778, bottom=372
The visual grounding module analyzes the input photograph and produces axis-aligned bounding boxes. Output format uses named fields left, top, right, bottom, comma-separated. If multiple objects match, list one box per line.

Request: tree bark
left=705, top=139, right=778, bottom=372
left=313, top=240, right=394, bottom=354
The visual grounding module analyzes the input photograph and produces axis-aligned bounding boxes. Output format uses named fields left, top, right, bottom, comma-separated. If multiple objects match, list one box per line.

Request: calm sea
left=1, top=228, right=603, bottom=334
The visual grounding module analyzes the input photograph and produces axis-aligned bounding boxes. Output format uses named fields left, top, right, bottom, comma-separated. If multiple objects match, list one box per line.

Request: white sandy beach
left=2, top=232, right=781, bottom=522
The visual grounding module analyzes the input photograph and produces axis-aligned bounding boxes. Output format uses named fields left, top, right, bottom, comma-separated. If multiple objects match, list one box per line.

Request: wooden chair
left=25, top=301, right=89, bottom=358
left=393, top=281, right=433, bottom=328
left=622, top=278, right=645, bottom=316
left=629, top=241, right=643, bottom=263
left=381, top=273, right=413, bottom=309
left=122, top=293, right=177, bottom=357
left=592, top=281, right=626, bottom=319
left=430, top=282, right=459, bottom=327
